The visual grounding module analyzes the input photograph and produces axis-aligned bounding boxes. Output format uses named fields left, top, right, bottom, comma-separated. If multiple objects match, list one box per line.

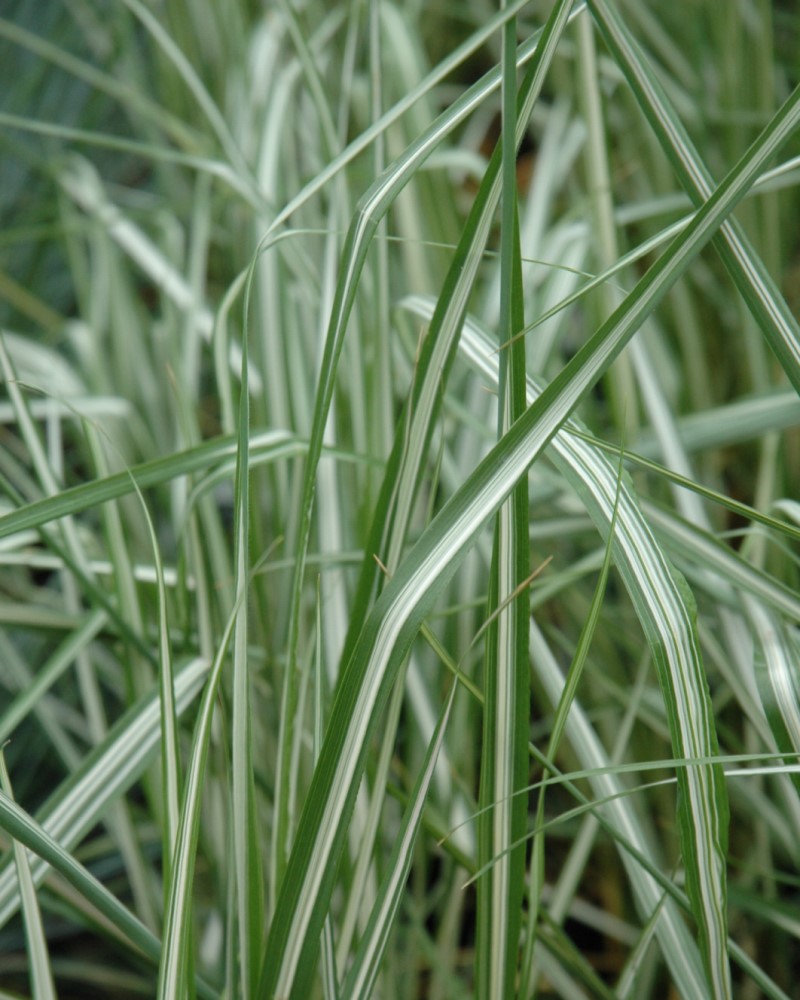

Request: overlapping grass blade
left=341, top=682, right=456, bottom=1000
left=520, top=447, right=623, bottom=996
left=157, top=613, right=240, bottom=998
left=0, top=657, right=209, bottom=926
left=0, top=754, right=56, bottom=1000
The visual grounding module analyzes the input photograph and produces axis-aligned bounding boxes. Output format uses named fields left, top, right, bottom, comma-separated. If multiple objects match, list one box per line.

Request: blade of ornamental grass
left=258, top=59, right=800, bottom=1000
left=88, top=435, right=184, bottom=890
left=0, top=751, right=56, bottom=1000
left=409, top=293, right=800, bottom=547
left=0, top=429, right=303, bottom=541
left=529, top=623, right=794, bottom=1000
left=506, top=154, right=800, bottom=365
left=0, top=109, right=262, bottom=206
left=154, top=527, right=276, bottom=996
left=262, top=0, right=575, bottom=990
left=262, top=0, right=586, bottom=239
left=587, top=0, right=800, bottom=394
left=0, top=657, right=209, bottom=927
left=340, top=682, right=457, bottom=1000
left=119, top=0, right=254, bottom=187
left=316, top=13, right=576, bottom=960
left=457, top=314, right=721, bottom=995
left=747, top=597, right=800, bottom=797
left=230, top=302, right=263, bottom=1000
left=520, top=448, right=623, bottom=999
left=58, top=158, right=260, bottom=393
left=410, top=300, right=768, bottom=995
left=475, top=10, right=531, bottom=992
left=643, top=504, right=800, bottom=622
left=314, top=583, right=339, bottom=1000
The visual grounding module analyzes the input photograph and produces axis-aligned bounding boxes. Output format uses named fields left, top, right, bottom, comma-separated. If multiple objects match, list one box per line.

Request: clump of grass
left=0, top=1, right=799, bottom=998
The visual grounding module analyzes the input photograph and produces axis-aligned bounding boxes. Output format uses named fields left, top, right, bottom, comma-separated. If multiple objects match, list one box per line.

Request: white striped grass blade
left=0, top=429, right=303, bottom=542
left=456, top=315, right=730, bottom=997
left=0, top=657, right=209, bottom=927
left=341, top=682, right=457, bottom=1000
left=0, top=753, right=56, bottom=1000
left=644, top=505, right=800, bottom=622
left=157, top=606, right=242, bottom=998
left=528, top=621, right=710, bottom=998
left=230, top=313, right=262, bottom=999
left=0, top=787, right=194, bottom=989
left=262, top=1, right=587, bottom=239
left=747, top=598, right=800, bottom=768
left=397, top=302, right=721, bottom=996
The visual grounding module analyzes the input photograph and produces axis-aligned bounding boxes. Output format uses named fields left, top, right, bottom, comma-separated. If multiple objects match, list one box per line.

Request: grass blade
left=0, top=753, right=56, bottom=1000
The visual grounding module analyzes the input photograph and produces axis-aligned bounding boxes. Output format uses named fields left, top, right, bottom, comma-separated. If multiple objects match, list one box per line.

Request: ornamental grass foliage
left=0, top=1, right=799, bottom=998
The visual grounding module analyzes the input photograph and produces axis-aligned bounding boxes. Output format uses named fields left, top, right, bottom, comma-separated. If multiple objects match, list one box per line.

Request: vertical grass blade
left=231, top=312, right=263, bottom=998
left=157, top=610, right=242, bottom=999
left=475, top=12, right=530, bottom=993
left=341, top=682, right=457, bottom=1000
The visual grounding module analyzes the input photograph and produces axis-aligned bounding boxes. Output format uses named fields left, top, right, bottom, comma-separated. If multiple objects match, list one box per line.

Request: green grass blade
left=0, top=753, right=56, bottom=1000
left=0, top=658, right=209, bottom=926
left=341, top=682, right=456, bottom=1000
left=231, top=301, right=262, bottom=999
left=475, top=14, right=531, bottom=992
left=0, top=782, right=224, bottom=997
left=273, top=0, right=578, bottom=900
left=0, top=610, right=106, bottom=745
left=457, top=314, right=728, bottom=994
left=0, top=429, right=303, bottom=541
left=157, top=612, right=240, bottom=999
